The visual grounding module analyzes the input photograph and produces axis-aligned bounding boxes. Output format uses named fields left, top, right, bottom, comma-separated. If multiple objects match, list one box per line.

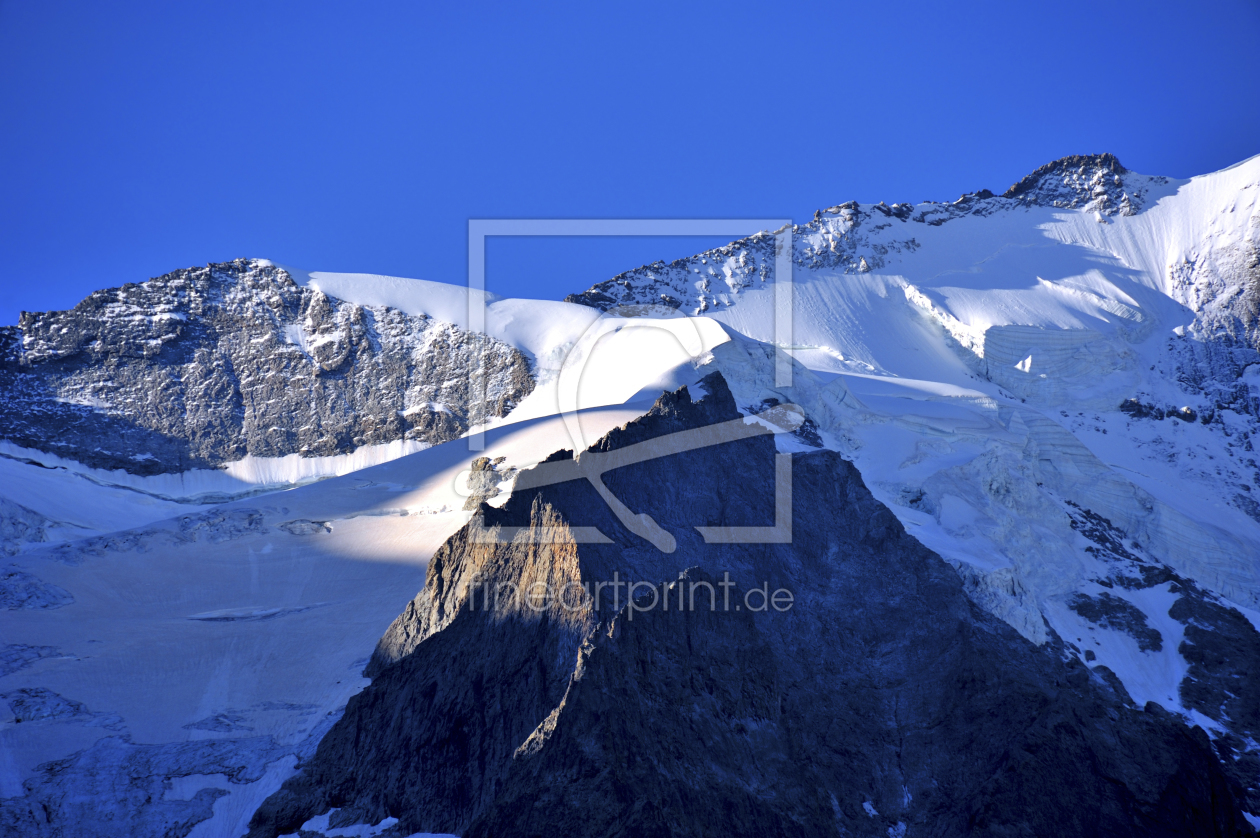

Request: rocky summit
left=248, top=373, right=1254, bottom=838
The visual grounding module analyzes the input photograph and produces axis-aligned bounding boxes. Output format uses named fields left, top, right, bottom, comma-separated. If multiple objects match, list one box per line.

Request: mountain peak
left=1004, top=152, right=1128, bottom=196
left=1001, top=152, right=1144, bottom=215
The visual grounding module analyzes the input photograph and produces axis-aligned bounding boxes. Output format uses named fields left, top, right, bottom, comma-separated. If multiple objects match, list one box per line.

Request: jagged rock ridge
left=248, top=373, right=1254, bottom=838
left=0, top=259, right=535, bottom=475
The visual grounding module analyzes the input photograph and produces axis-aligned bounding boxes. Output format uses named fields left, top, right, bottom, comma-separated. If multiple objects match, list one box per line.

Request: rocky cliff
left=247, top=372, right=1254, bottom=838
left=0, top=259, right=534, bottom=475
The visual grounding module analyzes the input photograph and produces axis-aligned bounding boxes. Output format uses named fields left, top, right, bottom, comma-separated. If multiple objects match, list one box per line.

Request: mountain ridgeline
left=564, top=153, right=1164, bottom=314
left=0, top=259, right=534, bottom=475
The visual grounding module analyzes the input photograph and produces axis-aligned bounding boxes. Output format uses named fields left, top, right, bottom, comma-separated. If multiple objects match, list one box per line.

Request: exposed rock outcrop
left=1169, top=237, right=1260, bottom=420
left=0, top=644, right=60, bottom=677
left=0, top=498, right=54, bottom=556
left=0, top=568, right=72, bottom=610
left=0, top=735, right=286, bottom=838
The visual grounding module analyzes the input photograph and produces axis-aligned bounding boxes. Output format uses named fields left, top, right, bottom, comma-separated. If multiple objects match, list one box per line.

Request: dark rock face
left=1170, top=583, right=1260, bottom=812
left=248, top=373, right=1253, bottom=838
left=1070, top=591, right=1165, bottom=652
left=0, top=259, right=534, bottom=475
left=1174, top=588, right=1260, bottom=741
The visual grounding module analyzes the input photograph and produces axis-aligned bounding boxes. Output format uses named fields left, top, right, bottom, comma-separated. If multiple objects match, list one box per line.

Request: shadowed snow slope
left=0, top=405, right=646, bottom=837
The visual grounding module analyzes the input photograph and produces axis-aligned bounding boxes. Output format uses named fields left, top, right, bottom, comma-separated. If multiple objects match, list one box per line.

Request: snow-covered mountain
left=3, top=152, right=1260, bottom=837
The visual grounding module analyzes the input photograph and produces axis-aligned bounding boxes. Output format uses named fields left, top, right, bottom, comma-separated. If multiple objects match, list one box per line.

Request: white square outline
left=466, top=218, right=793, bottom=452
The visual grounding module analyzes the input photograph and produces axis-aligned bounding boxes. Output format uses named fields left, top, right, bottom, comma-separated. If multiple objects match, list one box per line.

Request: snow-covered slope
left=0, top=266, right=735, bottom=835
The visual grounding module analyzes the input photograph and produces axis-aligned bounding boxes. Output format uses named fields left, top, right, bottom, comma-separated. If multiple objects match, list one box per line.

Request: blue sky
left=2, top=0, right=1258, bottom=322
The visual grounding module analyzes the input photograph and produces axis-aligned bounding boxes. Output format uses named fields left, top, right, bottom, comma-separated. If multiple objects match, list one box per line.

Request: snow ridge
left=566, top=154, right=1173, bottom=316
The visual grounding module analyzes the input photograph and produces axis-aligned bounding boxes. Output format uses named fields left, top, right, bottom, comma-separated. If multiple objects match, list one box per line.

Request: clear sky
left=2, top=0, right=1258, bottom=323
